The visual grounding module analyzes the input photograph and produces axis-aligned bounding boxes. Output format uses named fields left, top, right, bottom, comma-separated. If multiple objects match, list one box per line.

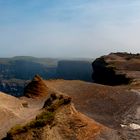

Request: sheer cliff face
left=92, top=53, right=140, bottom=85
left=0, top=60, right=49, bottom=96
left=0, top=58, right=93, bottom=82
left=0, top=80, right=29, bottom=97
left=92, top=57, right=131, bottom=85
left=56, top=60, right=93, bottom=82
left=0, top=60, right=48, bottom=80
left=0, top=58, right=93, bottom=96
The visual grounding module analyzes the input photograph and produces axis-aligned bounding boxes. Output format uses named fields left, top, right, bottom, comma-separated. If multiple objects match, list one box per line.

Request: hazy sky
left=0, top=0, right=140, bottom=58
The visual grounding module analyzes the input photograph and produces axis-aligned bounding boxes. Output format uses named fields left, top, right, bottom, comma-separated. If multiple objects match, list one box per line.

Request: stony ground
left=0, top=79, right=139, bottom=140
left=45, top=79, right=140, bottom=140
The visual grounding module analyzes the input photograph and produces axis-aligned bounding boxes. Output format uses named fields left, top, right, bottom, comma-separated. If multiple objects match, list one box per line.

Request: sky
left=0, top=0, right=140, bottom=58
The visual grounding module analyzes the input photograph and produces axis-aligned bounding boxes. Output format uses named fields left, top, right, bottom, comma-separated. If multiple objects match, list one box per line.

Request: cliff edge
left=92, top=52, right=140, bottom=85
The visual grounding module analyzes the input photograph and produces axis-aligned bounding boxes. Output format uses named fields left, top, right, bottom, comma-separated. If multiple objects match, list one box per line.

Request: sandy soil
left=0, top=92, right=45, bottom=139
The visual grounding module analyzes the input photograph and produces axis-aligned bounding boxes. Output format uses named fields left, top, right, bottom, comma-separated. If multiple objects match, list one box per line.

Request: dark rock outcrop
left=92, top=57, right=130, bottom=85
left=92, top=53, right=140, bottom=85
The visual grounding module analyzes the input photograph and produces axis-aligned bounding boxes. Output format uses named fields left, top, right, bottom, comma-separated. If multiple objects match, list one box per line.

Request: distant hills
left=0, top=56, right=58, bottom=67
left=0, top=56, right=93, bottom=96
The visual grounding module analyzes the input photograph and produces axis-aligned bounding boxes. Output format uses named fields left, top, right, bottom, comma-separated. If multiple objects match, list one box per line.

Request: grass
left=6, top=93, right=71, bottom=138
left=7, top=111, right=54, bottom=136
left=46, top=96, right=71, bottom=111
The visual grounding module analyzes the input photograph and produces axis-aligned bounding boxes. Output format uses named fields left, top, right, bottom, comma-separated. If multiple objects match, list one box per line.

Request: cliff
left=1, top=52, right=140, bottom=140
left=0, top=79, right=29, bottom=97
left=0, top=58, right=93, bottom=96
left=56, top=60, right=93, bottom=81
left=92, top=52, right=140, bottom=85
left=0, top=60, right=48, bottom=80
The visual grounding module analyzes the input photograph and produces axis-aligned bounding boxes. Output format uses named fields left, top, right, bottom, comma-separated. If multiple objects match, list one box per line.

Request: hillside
left=45, top=79, right=140, bottom=140
left=2, top=76, right=139, bottom=139
left=1, top=76, right=119, bottom=140
left=3, top=93, right=112, bottom=140
left=0, top=76, right=128, bottom=140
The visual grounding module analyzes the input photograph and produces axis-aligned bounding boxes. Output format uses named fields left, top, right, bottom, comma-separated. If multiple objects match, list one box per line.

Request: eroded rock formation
left=24, top=75, right=48, bottom=98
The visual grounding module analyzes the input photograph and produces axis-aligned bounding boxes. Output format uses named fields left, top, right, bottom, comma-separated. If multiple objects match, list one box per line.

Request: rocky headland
left=92, top=52, right=140, bottom=85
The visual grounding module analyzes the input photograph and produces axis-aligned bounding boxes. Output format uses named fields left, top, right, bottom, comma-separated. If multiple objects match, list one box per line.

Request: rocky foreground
left=0, top=52, right=140, bottom=140
left=0, top=76, right=114, bottom=140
